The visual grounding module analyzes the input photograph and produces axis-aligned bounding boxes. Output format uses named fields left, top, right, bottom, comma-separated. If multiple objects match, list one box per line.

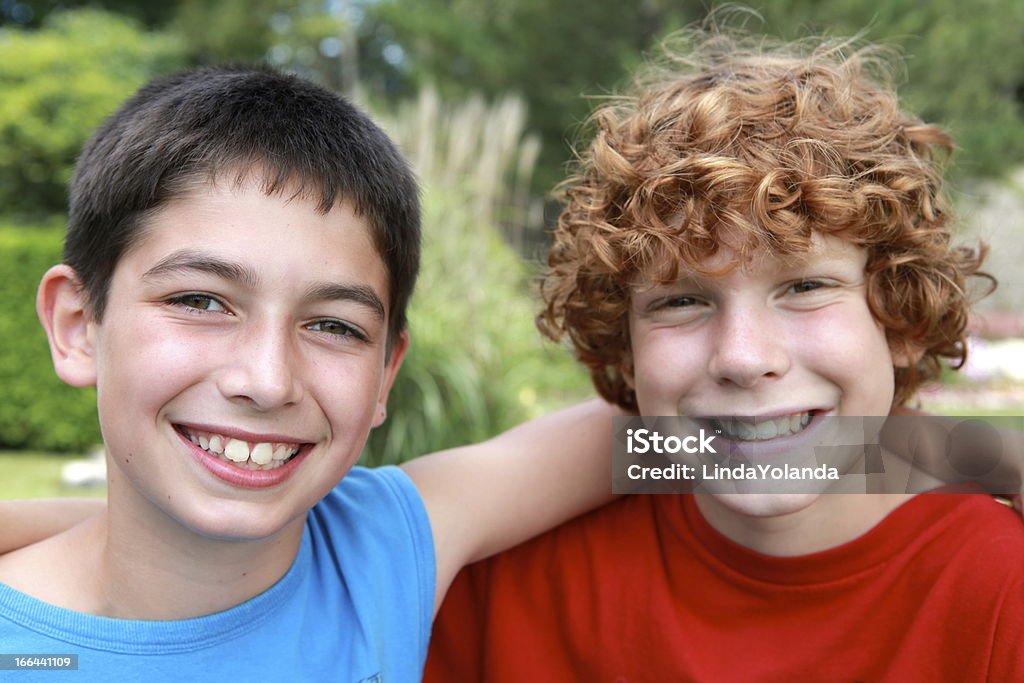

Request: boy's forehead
left=122, top=173, right=387, bottom=289
left=629, top=231, right=865, bottom=291
left=131, top=169, right=370, bottom=247
left=164, top=165, right=338, bottom=211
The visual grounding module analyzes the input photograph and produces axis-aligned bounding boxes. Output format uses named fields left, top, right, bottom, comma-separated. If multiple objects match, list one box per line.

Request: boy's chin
left=703, top=491, right=823, bottom=519
left=172, top=504, right=307, bottom=544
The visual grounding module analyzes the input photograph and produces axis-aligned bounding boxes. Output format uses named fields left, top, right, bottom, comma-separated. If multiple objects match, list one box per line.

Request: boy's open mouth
left=708, top=412, right=814, bottom=442
left=175, top=426, right=306, bottom=471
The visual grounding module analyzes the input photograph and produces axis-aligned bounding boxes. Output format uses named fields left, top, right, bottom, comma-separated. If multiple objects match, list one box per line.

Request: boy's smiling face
left=72, top=178, right=405, bottom=542
left=627, top=233, right=897, bottom=521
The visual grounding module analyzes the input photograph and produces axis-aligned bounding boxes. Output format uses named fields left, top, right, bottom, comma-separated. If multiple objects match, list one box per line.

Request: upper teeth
left=184, top=429, right=301, bottom=470
left=716, top=413, right=811, bottom=441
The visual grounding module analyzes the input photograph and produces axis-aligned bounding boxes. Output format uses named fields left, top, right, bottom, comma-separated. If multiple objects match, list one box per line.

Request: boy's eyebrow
left=141, top=249, right=386, bottom=321
left=304, top=283, right=385, bottom=321
left=141, top=250, right=260, bottom=288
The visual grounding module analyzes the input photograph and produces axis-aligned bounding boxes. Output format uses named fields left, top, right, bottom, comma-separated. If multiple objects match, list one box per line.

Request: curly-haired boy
left=427, top=30, right=1024, bottom=681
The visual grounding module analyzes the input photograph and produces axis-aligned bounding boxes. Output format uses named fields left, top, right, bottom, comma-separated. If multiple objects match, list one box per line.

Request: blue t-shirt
left=0, top=466, right=435, bottom=682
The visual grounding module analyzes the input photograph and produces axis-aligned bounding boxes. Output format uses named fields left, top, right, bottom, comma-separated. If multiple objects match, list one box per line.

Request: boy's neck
left=0, top=497, right=305, bottom=621
left=104, top=500, right=306, bottom=619
left=692, top=447, right=947, bottom=556
left=693, top=491, right=916, bottom=557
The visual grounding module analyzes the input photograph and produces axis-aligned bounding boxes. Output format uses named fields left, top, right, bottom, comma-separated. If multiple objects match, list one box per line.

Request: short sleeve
left=308, top=465, right=436, bottom=677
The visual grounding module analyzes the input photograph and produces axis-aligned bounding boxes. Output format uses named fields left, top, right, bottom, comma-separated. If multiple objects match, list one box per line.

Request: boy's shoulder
left=0, top=513, right=104, bottom=613
left=905, top=490, right=1024, bottom=550
left=897, top=492, right=1024, bottom=678
left=461, top=490, right=1024, bottom=591
left=311, top=464, right=434, bottom=564
left=904, top=491, right=1024, bottom=587
left=309, top=464, right=435, bottom=613
left=313, top=464, right=429, bottom=527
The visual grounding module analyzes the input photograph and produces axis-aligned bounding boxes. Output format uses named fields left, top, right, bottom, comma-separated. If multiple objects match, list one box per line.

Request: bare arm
left=401, top=398, right=623, bottom=614
left=0, top=498, right=104, bottom=554
left=884, top=405, right=1023, bottom=510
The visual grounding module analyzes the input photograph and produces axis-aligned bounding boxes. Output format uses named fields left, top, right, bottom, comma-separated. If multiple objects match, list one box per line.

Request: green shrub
left=0, top=9, right=183, bottom=217
left=363, top=190, right=590, bottom=465
left=0, top=226, right=101, bottom=452
left=362, top=91, right=591, bottom=465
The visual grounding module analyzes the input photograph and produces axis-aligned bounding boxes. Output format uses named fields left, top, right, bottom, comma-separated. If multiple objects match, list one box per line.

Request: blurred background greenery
left=1, top=0, right=1022, bottom=496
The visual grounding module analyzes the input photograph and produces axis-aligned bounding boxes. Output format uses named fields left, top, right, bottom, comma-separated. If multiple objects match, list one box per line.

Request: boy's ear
left=891, top=340, right=925, bottom=369
left=372, top=330, right=409, bottom=428
left=620, top=352, right=636, bottom=390
left=36, top=265, right=98, bottom=388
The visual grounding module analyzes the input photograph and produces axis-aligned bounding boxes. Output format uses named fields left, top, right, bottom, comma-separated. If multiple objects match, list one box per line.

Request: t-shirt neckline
left=0, top=523, right=311, bottom=654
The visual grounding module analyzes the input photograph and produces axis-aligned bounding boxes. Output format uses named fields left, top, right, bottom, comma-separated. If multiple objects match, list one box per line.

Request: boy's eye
left=659, top=295, right=700, bottom=309
left=307, top=319, right=368, bottom=342
left=168, top=293, right=227, bottom=313
left=788, top=280, right=825, bottom=294
left=642, top=294, right=708, bottom=322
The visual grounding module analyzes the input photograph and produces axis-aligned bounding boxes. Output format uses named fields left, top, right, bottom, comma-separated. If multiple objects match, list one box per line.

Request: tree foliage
left=2, top=0, right=181, bottom=28
left=10, top=1, right=1019, bottom=187
left=366, top=0, right=705, bottom=191
left=366, top=0, right=1024, bottom=186
left=753, top=0, right=1024, bottom=178
left=171, top=0, right=342, bottom=69
left=0, top=10, right=183, bottom=217
left=0, top=0, right=1019, bottom=457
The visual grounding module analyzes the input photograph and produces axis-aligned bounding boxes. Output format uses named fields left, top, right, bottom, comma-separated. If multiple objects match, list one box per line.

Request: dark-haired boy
left=0, top=65, right=616, bottom=680
left=426, top=33, right=1024, bottom=681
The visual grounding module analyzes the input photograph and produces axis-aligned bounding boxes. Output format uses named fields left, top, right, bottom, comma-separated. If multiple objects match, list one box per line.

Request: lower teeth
left=212, top=452, right=290, bottom=471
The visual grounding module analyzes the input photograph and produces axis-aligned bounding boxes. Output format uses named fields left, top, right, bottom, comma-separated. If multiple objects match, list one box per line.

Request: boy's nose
left=707, top=306, right=791, bottom=389
left=217, top=322, right=303, bottom=410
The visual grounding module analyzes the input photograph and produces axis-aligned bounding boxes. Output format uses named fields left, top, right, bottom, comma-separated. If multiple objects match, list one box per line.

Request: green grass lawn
left=0, top=451, right=106, bottom=499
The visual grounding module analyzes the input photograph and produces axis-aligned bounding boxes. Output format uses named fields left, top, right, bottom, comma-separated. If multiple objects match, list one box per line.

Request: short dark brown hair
left=66, top=64, right=420, bottom=347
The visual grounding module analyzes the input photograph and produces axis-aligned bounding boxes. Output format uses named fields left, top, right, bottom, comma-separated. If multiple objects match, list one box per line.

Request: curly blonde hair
left=539, top=31, right=991, bottom=409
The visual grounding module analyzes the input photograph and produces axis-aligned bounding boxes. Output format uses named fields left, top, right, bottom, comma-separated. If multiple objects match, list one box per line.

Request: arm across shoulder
left=400, top=398, right=624, bottom=614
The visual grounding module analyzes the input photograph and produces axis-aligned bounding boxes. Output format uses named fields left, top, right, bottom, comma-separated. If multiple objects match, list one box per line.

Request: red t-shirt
left=426, top=493, right=1024, bottom=682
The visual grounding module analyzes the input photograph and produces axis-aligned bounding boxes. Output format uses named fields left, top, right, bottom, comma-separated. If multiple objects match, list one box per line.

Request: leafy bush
left=362, top=91, right=590, bottom=465
left=0, top=9, right=183, bottom=217
left=363, top=190, right=590, bottom=465
left=0, top=226, right=101, bottom=452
